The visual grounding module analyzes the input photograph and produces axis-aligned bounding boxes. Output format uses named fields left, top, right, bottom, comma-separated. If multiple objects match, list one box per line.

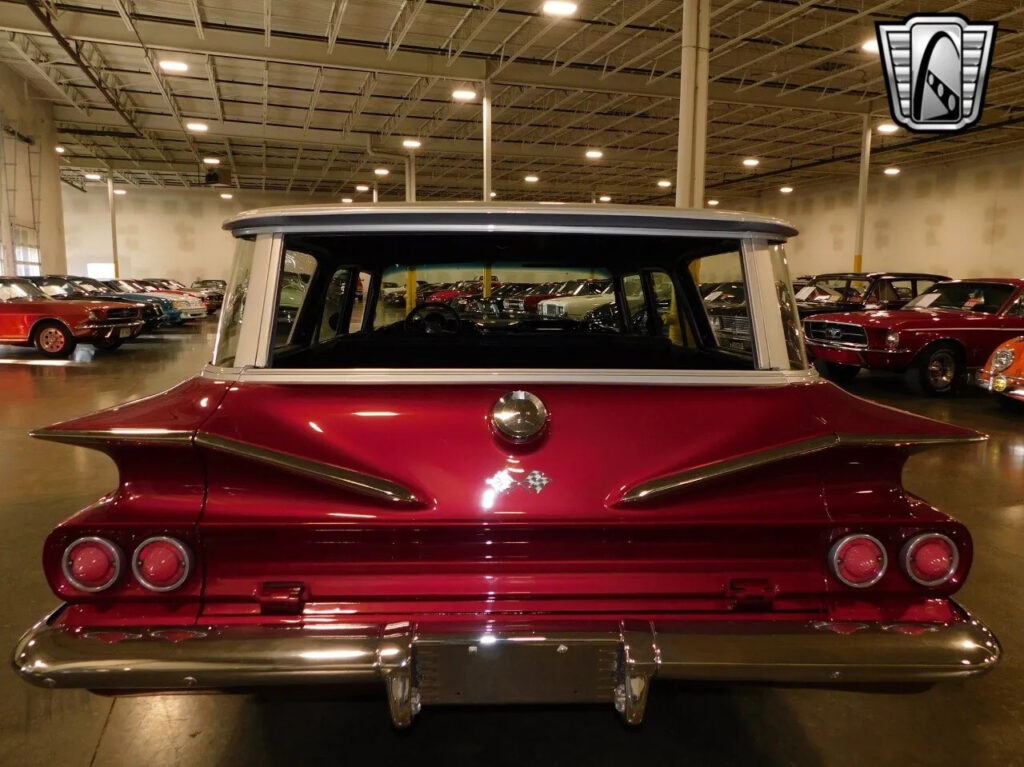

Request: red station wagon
left=805, top=278, right=1024, bottom=394
left=0, top=277, right=145, bottom=356
left=12, top=205, right=1000, bottom=726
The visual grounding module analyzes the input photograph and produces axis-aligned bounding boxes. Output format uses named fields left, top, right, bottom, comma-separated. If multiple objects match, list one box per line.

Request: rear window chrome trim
left=201, top=364, right=819, bottom=387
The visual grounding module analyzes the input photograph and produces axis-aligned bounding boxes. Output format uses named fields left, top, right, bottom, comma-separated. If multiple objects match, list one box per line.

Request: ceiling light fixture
left=341, top=197, right=353, bottom=203
left=543, top=1, right=578, bottom=16
left=490, top=191, right=497, bottom=198
left=185, top=122, right=208, bottom=132
left=780, top=186, right=794, bottom=194
left=452, top=88, right=477, bottom=101
left=84, top=173, right=101, bottom=181
left=219, top=193, right=233, bottom=199
left=884, top=167, right=901, bottom=176
left=159, top=60, right=189, bottom=73
left=706, top=199, right=720, bottom=206
left=585, top=149, right=603, bottom=159
left=524, top=174, right=539, bottom=183
left=374, top=168, right=389, bottom=176
left=877, top=122, right=899, bottom=134
left=657, top=179, right=672, bottom=188
left=862, top=38, right=879, bottom=54
left=202, top=157, right=220, bottom=165
left=113, top=189, right=127, bottom=196
left=355, top=184, right=370, bottom=192
left=402, top=139, right=422, bottom=149
left=742, top=158, right=760, bottom=167
left=599, top=195, right=611, bottom=202
left=55, top=146, right=65, bottom=154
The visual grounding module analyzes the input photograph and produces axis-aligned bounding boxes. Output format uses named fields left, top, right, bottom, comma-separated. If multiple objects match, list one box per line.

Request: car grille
left=106, top=307, right=141, bottom=320
left=539, top=303, right=564, bottom=317
left=804, top=320, right=868, bottom=347
left=505, top=298, right=525, bottom=312
left=716, top=314, right=750, bottom=336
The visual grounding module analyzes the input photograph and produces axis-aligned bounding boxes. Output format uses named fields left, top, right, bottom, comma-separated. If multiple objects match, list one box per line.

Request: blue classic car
left=96, top=278, right=183, bottom=325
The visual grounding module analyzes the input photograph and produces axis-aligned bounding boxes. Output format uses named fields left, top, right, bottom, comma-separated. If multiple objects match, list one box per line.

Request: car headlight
left=87, top=309, right=100, bottom=321
left=885, top=330, right=900, bottom=349
left=992, top=347, right=1015, bottom=372
left=709, top=315, right=722, bottom=330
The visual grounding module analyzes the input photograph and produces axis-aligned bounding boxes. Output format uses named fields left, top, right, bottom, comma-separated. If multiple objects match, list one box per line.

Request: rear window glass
left=269, top=233, right=756, bottom=371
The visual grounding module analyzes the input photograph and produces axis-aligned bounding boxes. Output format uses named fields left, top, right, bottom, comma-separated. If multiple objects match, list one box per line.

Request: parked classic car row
left=0, top=274, right=218, bottom=358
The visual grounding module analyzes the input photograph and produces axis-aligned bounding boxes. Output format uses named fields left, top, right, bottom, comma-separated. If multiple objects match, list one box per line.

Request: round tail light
left=132, top=537, right=192, bottom=592
left=901, top=533, right=958, bottom=586
left=829, top=534, right=887, bottom=588
left=62, top=537, right=122, bottom=592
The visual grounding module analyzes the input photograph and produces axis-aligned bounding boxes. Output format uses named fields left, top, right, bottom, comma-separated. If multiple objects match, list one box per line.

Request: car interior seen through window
left=269, top=234, right=757, bottom=371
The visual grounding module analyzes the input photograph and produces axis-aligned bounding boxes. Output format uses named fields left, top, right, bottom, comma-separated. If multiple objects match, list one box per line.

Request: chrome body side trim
left=618, top=431, right=986, bottom=505
left=29, top=428, right=194, bottom=446
left=194, top=432, right=422, bottom=506
left=12, top=604, right=1000, bottom=727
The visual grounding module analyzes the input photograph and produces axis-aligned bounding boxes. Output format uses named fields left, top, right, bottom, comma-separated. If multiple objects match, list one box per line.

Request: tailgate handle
left=258, top=582, right=307, bottom=615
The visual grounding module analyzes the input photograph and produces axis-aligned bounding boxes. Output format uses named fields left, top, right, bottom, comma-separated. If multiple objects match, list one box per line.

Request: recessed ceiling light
left=220, top=193, right=233, bottom=199
left=542, top=1, right=578, bottom=16
left=452, top=88, right=477, bottom=101
left=706, top=199, right=720, bottom=206
left=55, top=146, right=65, bottom=154
left=84, top=173, right=101, bottom=181
left=524, top=174, right=539, bottom=183
left=742, top=158, right=760, bottom=167
left=877, top=122, right=899, bottom=134
left=490, top=191, right=497, bottom=198
left=862, top=38, right=879, bottom=54
left=585, top=149, right=603, bottom=159
left=186, top=122, right=208, bottom=132
left=884, top=167, right=901, bottom=176
left=599, top=195, right=611, bottom=202
left=159, top=60, right=188, bottom=73
left=402, top=139, right=422, bottom=149
left=374, top=168, right=389, bottom=176
left=657, top=179, right=672, bottom=188
left=202, top=157, right=220, bottom=165
left=355, top=184, right=370, bottom=192
left=113, top=189, right=127, bottom=195
left=341, top=197, right=353, bottom=203
left=780, top=186, right=794, bottom=194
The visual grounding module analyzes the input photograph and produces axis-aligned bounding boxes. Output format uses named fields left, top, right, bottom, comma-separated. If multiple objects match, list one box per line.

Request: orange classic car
left=977, top=335, right=1024, bottom=409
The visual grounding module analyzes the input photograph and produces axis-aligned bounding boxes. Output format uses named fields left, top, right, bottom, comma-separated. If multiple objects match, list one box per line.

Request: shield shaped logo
left=876, top=14, right=996, bottom=132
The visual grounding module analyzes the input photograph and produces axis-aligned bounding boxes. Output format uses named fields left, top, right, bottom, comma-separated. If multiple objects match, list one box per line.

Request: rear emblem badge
left=490, top=390, right=549, bottom=443
left=486, top=468, right=551, bottom=496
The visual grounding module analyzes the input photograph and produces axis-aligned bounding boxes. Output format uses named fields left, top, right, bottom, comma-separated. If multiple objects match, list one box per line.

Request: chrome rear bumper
left=12, top=606, right=1000, bottom=727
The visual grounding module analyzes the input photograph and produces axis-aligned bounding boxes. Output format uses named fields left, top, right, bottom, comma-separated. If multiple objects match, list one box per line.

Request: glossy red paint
left=0, top=294, right=143, bottom=347
left=36, top=375, right=980, bottom=630
left=807, top=279, right=1024, bottom=372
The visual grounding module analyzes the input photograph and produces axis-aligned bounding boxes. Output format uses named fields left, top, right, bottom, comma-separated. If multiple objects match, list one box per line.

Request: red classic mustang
left=806, top=278, right=1024, bottom=394
left=12, top=205, right=1000, bottom=726
left=0, top=277, right=145, bottom=356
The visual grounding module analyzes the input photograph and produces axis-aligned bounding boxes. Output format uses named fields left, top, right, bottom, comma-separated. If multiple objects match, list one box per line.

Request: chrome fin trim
left=29, top=428, right=194, bottom=446
left=617, top=431, right=986, bottom=505
left=194, top=432, right=423, bottom=506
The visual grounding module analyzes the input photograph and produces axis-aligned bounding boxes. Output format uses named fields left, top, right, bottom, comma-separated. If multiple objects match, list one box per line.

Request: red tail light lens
left=901, top=533, right=958, bottom=586
left=62, top=537, right=121, bottom=592
left=132, top=537, right=192, bottom=592
left=829, top=534, right=887, bottom=588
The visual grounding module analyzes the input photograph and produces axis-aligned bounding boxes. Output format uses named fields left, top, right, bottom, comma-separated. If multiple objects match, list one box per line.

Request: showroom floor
left=1, top=325, right=1021, bottom=767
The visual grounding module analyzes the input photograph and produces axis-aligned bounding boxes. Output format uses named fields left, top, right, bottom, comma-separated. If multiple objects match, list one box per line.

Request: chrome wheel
left=927, top=350, right=956, bottom=390
left=38, top=327, right=66, bottom=353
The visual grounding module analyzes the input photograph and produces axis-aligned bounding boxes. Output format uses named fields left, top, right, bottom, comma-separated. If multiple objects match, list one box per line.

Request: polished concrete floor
left=1, top=327, right=1022, bottom=766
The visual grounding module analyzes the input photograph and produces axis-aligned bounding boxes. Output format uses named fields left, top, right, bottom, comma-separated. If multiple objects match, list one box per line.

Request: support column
left=372, top=183, right=379, bottom=203
left=853, top=114, right=871, bottom=272
left=0, top=109, right=15, bottom=276
left=107, top=175, right=120, bottom=278
left=405, top=154, right=416, bottom=202
left=674, top=0, right=710, bottom=209
left=482, top=80, right=492, bottom=202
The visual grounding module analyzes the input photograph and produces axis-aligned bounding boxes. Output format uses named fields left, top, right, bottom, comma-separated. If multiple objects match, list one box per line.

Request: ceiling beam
left=0, top=4, right=881, bottom=115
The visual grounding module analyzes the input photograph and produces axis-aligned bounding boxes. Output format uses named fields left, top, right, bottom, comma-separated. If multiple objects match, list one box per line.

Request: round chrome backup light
left=132, top=536, right=192, bottom=592
left=901, top=533, right=959, bottom=587
left=62, top=537, right=122, bottom=592
left=491, top=391, right=549, bottom=443
left=829, top=534, right=887, bottom=588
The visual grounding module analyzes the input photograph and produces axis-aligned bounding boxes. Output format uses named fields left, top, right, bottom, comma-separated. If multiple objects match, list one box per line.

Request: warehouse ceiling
left=1, top=0, right=1023, bottom=204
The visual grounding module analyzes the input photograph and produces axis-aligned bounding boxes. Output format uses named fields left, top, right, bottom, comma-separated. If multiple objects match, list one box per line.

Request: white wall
left=746, top=146, right=1024, bottom=280
left=0, top=63, right=66, bottom=273
left=63, top=187, right=333, bottom=282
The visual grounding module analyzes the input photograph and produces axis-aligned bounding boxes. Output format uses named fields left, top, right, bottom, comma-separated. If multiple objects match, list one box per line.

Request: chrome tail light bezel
left=828, top=534, right=888, bottom=589
left=131, top=536, right=193, bottom=592
left=61, top=536, right=122, bottom=593
left=901, top=532, right=960, bottom=587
